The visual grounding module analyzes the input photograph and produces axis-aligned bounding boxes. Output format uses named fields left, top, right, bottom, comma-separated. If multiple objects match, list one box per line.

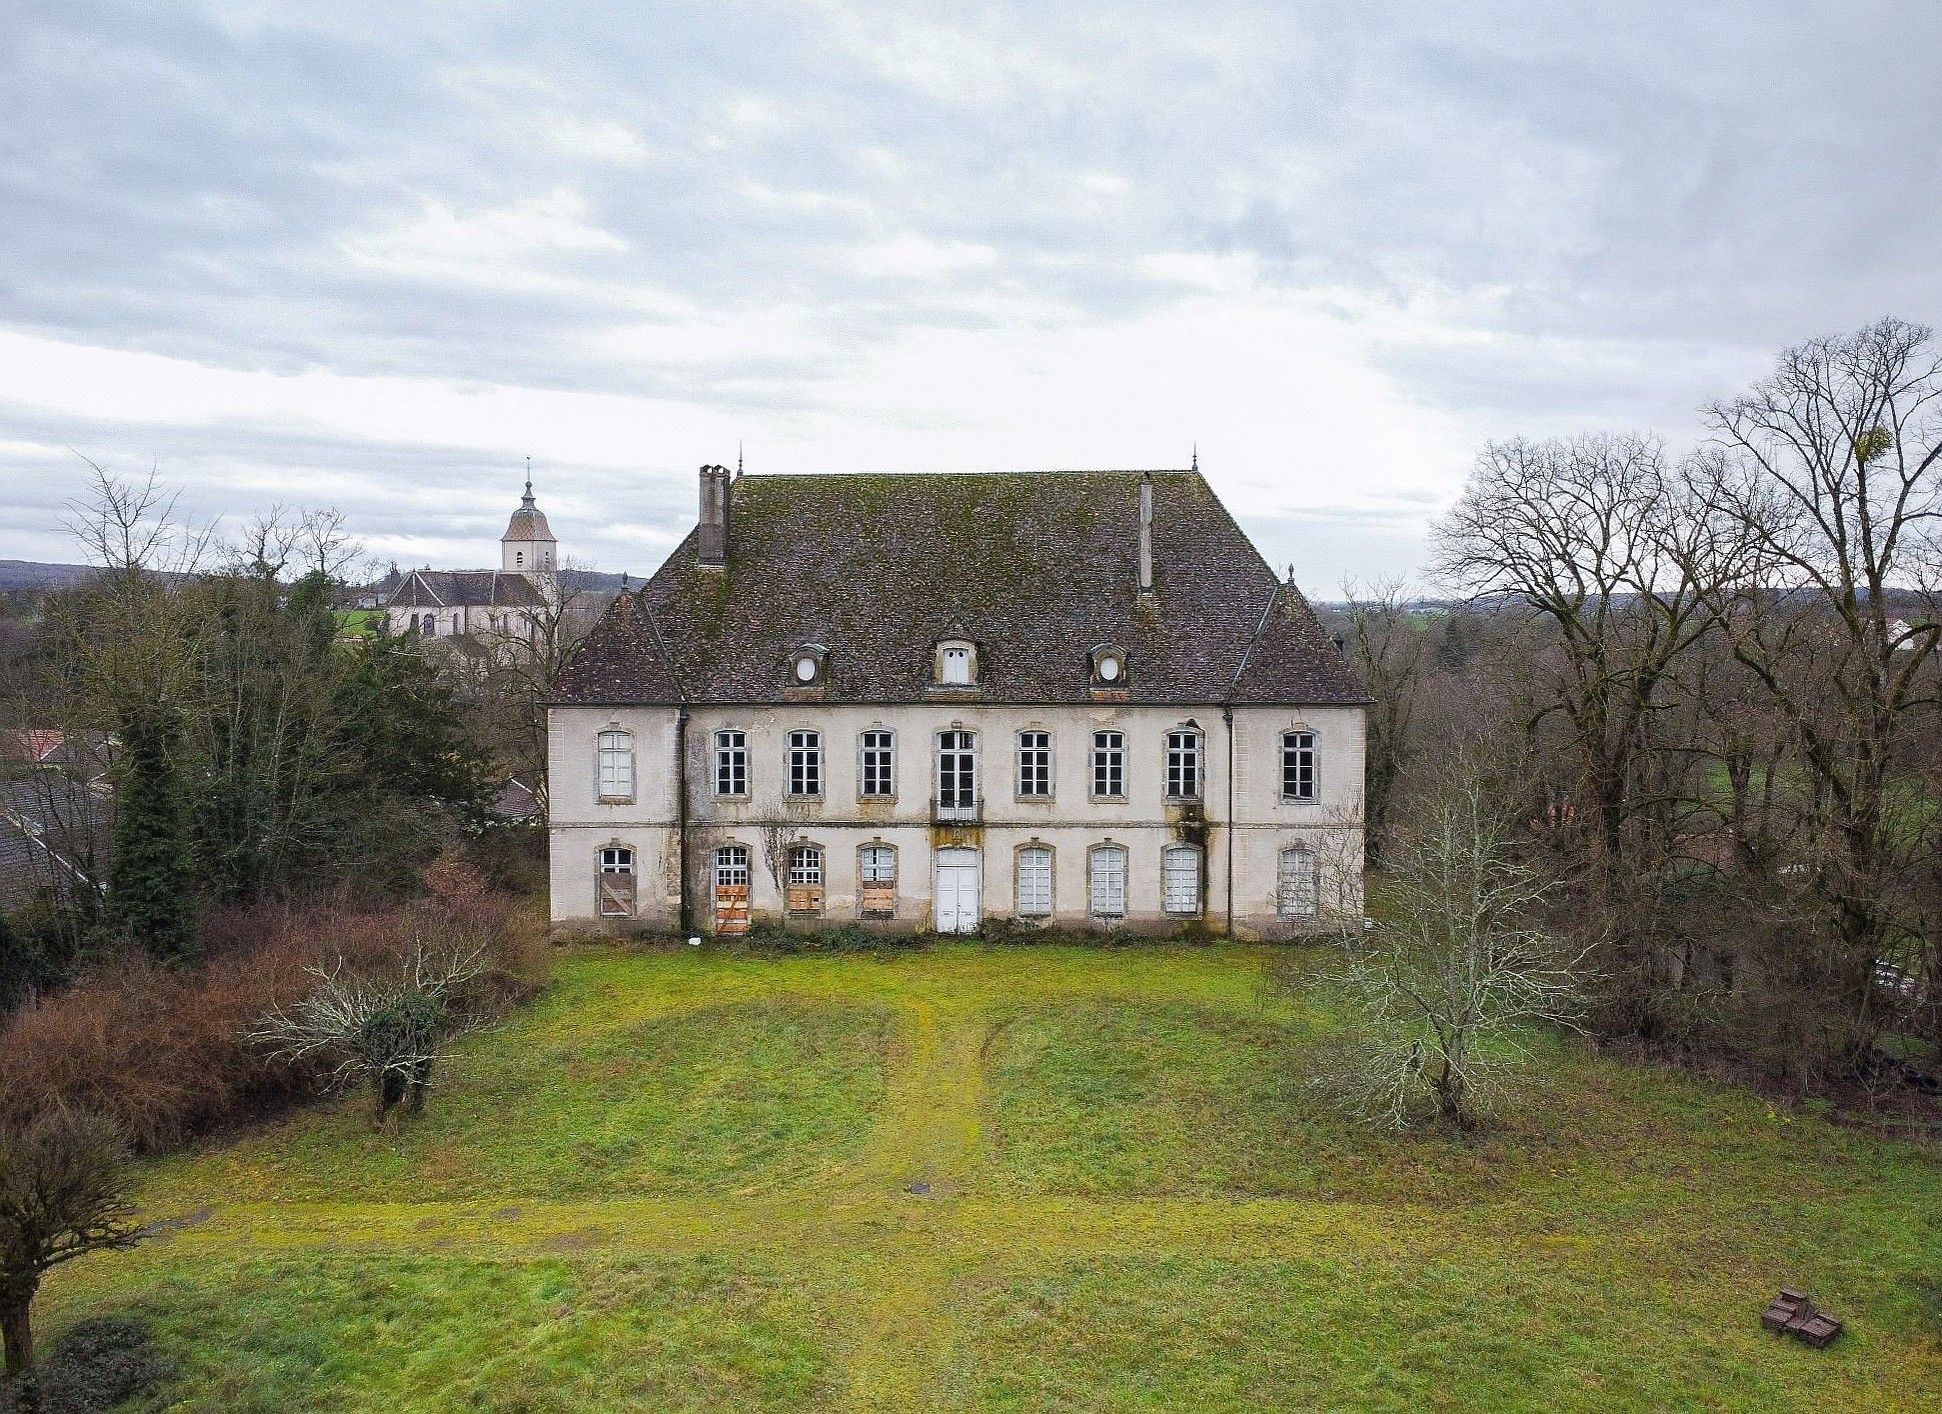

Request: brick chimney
left=1138, top=472, right=1155, bottom=597
left=697, top=464, right=731, bottom=569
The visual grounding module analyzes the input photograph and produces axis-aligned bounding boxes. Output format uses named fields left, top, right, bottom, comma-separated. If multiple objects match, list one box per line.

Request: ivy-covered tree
left=104, top=712, right=198, bottom=965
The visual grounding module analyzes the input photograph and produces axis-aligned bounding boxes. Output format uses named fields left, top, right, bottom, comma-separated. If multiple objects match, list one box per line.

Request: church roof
left=551, top=468, right=1365, bottom=707
left=388, top=570, right=546, bottom=610
left=504, top=482, right=555, bottom=543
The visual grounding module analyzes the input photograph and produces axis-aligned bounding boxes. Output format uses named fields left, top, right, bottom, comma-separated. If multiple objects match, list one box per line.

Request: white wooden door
left=934, top=848, right=981, bottom=933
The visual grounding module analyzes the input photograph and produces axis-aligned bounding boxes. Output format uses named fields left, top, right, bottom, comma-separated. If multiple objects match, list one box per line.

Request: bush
left=0, top=1316, right=170, bottom=1414
left=0, top=894, right=545, bottom=1153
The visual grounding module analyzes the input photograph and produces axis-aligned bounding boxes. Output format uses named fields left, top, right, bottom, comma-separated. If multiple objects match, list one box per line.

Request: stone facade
left=545, top=462, right=1369, bottom=941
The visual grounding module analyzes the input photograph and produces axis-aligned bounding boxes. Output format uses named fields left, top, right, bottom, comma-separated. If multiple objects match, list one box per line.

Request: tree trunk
left=2, top=1286, right=35, bottom=1380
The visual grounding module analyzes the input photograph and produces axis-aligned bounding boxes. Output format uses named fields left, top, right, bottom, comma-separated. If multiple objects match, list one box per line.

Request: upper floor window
left=516, top=551, right=524, bottom=567
left=1091, top=729, right=1125, bottom=799
left=714, top=728, right=748, bottom=797
left=860, top=729, right=895, bottom=798
left=935, top=639, right=977, bottom=686
left=597, top=728, right=635, bottom=802
left=1281, top=730, right=1317, bottom=801
left=787, top=730, right=823, bottom=796
left=1016, top=730, right=1052, bottom=798
left=937, top=729, right=977, bottom=816
left=1165, top=728, right=1203, bottom=800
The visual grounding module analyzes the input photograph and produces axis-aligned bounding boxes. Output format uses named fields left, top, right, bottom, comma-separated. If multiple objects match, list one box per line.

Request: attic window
left=790, top=644, right=827, bottom=689
left=1090, top=645, right=1128, bottom=688
left=935, top=640, right=977, bottom=687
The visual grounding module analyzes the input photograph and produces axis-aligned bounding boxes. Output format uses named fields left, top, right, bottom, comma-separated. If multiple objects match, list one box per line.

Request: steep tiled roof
left=387, top=570, right=545, bottom=609
left=552, top=469, right=1366, bottom=706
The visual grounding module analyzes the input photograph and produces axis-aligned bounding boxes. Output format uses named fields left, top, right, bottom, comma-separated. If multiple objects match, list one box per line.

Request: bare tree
left=469, top=561, right=605, bottom=806
left=1679, top=317, right=1942, bottom=1061
left=0, top=1107, right=151, bottom=1381
left=1338, top=578, right=1428, bottom=865
left=250, top=936, right=487, bottom=1128
left=1313, top=753, right=1592, bottom=1130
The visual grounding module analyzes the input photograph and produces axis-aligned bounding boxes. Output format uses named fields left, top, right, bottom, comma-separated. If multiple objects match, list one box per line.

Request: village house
left=546, top=465, right=1367, bottom=938
left=381, top=479, right=558, bottom=640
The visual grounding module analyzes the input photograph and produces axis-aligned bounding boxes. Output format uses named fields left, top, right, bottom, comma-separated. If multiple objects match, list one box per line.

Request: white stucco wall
left=547, top=700, right=1364, bottom=939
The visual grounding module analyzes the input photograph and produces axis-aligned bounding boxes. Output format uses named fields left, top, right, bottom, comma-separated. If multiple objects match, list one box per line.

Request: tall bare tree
left=1338, top=578, right=1427, bottom=865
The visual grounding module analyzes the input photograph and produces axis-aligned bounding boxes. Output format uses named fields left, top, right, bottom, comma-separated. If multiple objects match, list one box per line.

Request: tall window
left=860, top=729, right=895, bottom=798
left=714, top=729, right=748, bottom=796
left=597, top=729, right=635, bottom=801
left=1278, top=846, right=1317, bottom=919
left=1281, top=731, right=1317, bottom=801
left=1016, top=845, right=1053, bottom=917
left=937, top=729, right=977, bottom=817
left=1165, top=728, right=1203, bottom=800
left=1091, top=730, right=1125, bottom=798
left=788, top=730, right=822, bottom=796
left=786, top=844, right=824, bottom=913
left=1162, top=844, right=1201, bottom=915
left=1089, top=844, right=1127, bottom=921
left=1016, top=730, right=1052, bottom=798
left=713, top=845, right=751, bottom=935
left=860, top=844, right=896, bottom=918
left=597, top=845, right=635, bottom=917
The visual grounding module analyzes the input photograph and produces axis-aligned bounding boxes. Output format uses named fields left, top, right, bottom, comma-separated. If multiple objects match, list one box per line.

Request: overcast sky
left=3, top=2, right=1937, bottom=589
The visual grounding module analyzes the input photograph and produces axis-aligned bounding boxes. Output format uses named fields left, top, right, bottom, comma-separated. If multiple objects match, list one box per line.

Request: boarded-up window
left=1016, top=846, right=1052, bottom=917
left=786, top=844, right=825, bottom=913
left=1089, top=845, right=1127, bottom=920
left=1162, top=844, right=1201, bottom=915
left=597, top=729, right=635, bottom=801
left=597, top=846, right=635, bottom=917
left=713, top=845, right=750, bottom=935
left=860, top=844, right=895, bottom=918
left=1278, top=846, right=1317, bottom=919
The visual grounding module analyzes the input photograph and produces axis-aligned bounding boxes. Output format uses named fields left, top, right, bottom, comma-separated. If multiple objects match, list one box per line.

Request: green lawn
left=39, top=944, right=1942, bottom=1411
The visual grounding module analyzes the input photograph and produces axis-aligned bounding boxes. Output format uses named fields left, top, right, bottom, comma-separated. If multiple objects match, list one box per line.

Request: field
left=38, top=944, right=1942, bottom=1411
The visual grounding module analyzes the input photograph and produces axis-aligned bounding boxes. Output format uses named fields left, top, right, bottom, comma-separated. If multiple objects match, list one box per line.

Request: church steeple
left=502, top=464, right=558, bottom=574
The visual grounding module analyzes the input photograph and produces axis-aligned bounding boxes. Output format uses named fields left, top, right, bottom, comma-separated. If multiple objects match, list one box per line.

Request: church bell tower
left=502, top=473, right=558, bottom=575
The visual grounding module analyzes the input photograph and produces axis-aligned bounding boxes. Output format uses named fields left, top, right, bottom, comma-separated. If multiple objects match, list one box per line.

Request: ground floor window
left=1161, top=844, right=1201, bottom=915
left=787, top=844, right=825, bottom=913
left=1016, top=845, right=1052, bottom=917
left=860, top=844, right=896, bottom=918
left=597, top=845, right=636, bottom=917
left=1278, top=846, right=1317, bottom=919
left=714, top=844, right=751, bottom=935
left=1089, top=845, right=1127, bottom=922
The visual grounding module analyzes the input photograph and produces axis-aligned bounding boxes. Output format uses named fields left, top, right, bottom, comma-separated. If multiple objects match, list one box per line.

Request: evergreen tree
left=105, top=712, right=198, bottom=964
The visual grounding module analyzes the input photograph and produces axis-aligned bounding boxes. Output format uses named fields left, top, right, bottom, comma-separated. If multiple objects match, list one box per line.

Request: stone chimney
left=1138, top=472, right=1155, bottom=597
left=697, top=464, right=731, bottom=569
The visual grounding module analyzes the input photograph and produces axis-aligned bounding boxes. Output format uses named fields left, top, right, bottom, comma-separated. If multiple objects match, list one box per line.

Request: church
left=382, top=479, right=559, bottom=640
left=546, top=464, right=1367, bottom=938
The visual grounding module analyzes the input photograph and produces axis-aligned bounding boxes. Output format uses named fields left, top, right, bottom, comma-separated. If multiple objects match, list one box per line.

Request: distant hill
left=0, top=560, right=97, bottom=590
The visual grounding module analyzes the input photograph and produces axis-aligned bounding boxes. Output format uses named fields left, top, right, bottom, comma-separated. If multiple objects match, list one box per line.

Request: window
left=516, top=550, right=524, bottom=567
left=1091, top=730, right=1125, bottom=798
left=936, top=640, right=976, bottom=686
left=786, top=844, right=825, bottom=913
left=713, top=845, right=750, bottom=934
left=1278, top=847, right=1318, bottom=919
left=714, top=729, right=748, bottom=796
left=1016, top=845, right=1053, bottom=917
left=1165, top=728, right=1203, bottom=800
left=1089, top=845, right=1128, bottom=921
left=1017, top=730, right=1052, bottom=798
left=597, top=729, right=635, bottom=801
left=937, top=729, right=977, bottom=818
left=1091, top=645, right=1127, bottom=686
left=1281, top=731, right=1317, bottom=801
left=597, top=846, right=635, bottom=917
left=788, top=730, right=822, bottom=796
left=860, top=729, right=895, bottom=798
left=1162, top=844, right=1201, bottom=915
left=860, top=844, right=896, bottom=918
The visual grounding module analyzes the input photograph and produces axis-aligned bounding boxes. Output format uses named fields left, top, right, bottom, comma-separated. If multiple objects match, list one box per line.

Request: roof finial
left=736, top=441, right=744, bottom=478
left=522, top=455, right=534, bottom=506
left=1191, top=442, right=1198, bottom=473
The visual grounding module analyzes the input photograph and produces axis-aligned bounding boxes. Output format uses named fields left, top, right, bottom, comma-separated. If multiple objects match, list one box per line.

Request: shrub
left=0, top=1316, right=170, bottom=1414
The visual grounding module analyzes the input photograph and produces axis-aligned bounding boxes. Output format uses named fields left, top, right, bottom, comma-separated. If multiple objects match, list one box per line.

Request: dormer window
left=1090, top=645, right=1128, bottom=688
left=935, top=639, right=977, bottom=687
left=789, top=644, right=827, bottom=689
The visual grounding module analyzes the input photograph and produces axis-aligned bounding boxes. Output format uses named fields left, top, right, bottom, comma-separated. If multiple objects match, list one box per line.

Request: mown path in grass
left=40, top=944, right=1942, bottom=1411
